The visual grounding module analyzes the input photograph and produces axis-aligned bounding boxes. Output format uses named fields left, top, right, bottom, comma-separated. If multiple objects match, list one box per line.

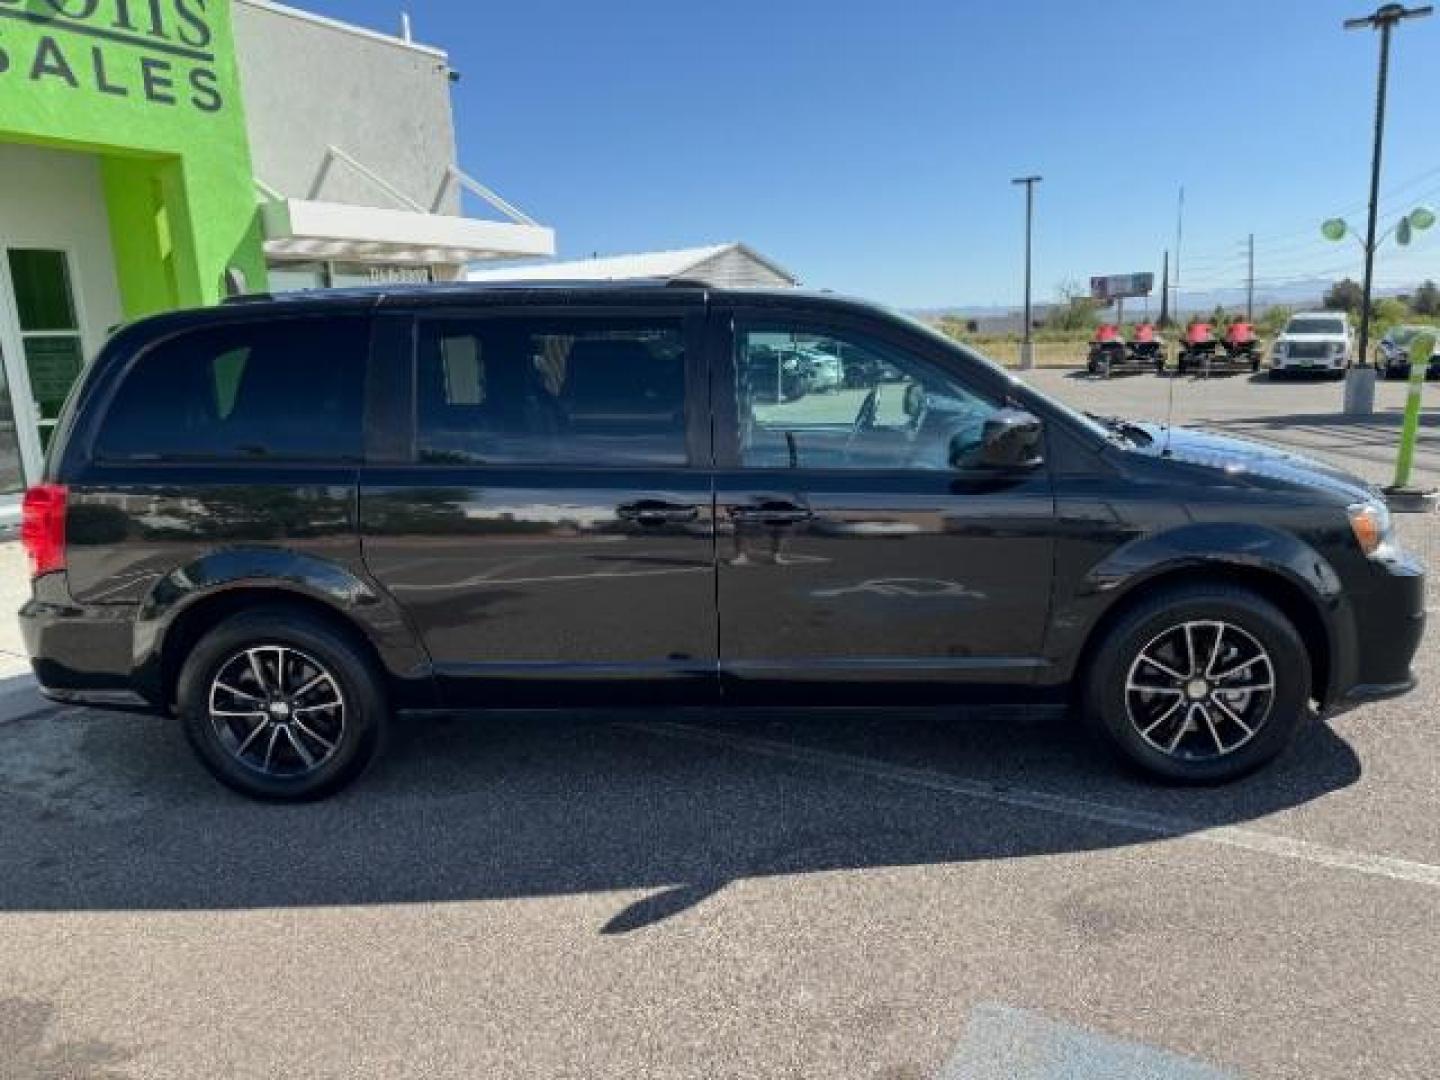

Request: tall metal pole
left=1343, top=3, right=1432, bottom=414
left=1012, top=176, right=1042, bottom=370
left=1174, top=186, right=1185, bottom=321
left=1247, top=233, right=1255, bottom=321
left=1356, top=19, right=1392, bottom=372
left=1159, top=250, right=1170, bottom=327
left=1023, top=181, right=1034, bottom=345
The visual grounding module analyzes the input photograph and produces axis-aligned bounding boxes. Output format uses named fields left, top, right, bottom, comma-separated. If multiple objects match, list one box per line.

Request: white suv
left=1270, top=312, right=1353, bottom=378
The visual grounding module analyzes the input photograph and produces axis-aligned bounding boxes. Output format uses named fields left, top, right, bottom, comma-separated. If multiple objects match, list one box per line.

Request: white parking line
left=631, top=720, right=1440, bottom=891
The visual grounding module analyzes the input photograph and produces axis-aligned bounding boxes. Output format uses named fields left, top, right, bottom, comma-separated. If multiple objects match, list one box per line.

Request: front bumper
left=1273, top=356, right=1347, bottom=371
left=1328, top=547, right=1426, bottom=710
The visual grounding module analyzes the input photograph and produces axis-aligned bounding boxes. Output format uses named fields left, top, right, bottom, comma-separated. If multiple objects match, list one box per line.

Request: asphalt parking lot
left=0, top=368, right=1436, bottom=1079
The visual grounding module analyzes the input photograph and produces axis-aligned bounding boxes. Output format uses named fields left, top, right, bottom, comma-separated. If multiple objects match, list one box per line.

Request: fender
left=1046, top=521, right=1353, bottom=694
left=131, top=547, right=433, bottom=703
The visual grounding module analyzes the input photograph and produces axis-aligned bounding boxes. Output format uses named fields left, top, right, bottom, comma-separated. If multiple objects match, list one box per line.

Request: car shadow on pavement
left=0, top=996, right=135, bottom=1080
left=0, top=699, right=1362, bottom=932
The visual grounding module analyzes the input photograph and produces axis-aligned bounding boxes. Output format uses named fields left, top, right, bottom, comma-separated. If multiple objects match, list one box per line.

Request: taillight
left=20, top=484, right=67, bottom=578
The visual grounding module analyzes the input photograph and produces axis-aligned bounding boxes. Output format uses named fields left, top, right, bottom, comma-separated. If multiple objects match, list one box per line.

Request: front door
left=713, top=306, right=1056, bottom=702
left=360, top=303, right=719, bottom=707
left=0, top=338, right=27, bottom=497
left=0, top=248, right=88, bottom=489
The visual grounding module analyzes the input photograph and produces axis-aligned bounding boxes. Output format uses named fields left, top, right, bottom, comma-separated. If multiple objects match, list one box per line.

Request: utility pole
left=1342, top=2, right=1433, bottom=415
left=1246, top=233, right=1255, bottom=321
left=1159, top=250, right=1170, bottom=327
left=1173, top=186, right=1185, bottom=321
left=1011, top=175, right=1042, bottom=370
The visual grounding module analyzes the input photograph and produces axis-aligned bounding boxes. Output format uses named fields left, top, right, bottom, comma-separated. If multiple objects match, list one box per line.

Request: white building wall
left=233, top=0, right=461, bottom=215
left=0, top=143, right=123, bottom=362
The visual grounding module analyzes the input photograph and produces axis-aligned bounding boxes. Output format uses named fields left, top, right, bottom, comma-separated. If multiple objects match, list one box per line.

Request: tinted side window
left=735, top=326, right=1001, bottom=470
left=96, top=317, right=367, bottom=463
left=416, top=317, right=688, bottom=466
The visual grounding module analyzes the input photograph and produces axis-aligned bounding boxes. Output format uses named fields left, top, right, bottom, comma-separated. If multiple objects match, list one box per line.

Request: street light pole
left=1342, top=2, right=1432, bottom=415
left=1246, top=233, right=1255, bottom=321
left=1012, top=175, right=1042, bottom=370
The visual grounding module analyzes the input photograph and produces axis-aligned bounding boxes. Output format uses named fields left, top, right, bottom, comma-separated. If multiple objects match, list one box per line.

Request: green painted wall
left=0, top=0, right=266, bottom=316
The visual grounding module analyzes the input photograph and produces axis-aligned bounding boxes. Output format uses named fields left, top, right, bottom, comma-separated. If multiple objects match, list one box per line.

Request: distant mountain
left=909, top=278, right=1420, bottom=323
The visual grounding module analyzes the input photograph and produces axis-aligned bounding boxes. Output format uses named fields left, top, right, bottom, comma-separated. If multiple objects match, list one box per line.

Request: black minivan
left=18, top=283, right=1426, bottom=800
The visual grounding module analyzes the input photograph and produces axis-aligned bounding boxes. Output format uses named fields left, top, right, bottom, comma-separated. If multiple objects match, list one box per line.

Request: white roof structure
left=467, top=243, right=798, bottom=288
left=257, top=154, right=555, bottom=269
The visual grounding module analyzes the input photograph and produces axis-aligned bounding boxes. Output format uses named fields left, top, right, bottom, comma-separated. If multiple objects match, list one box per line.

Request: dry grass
left=962, top=339, right=1088, bottom=369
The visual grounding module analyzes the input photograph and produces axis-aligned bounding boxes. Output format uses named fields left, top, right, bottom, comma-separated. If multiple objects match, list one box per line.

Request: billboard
left=1090, top=273, right=1154, bottom=302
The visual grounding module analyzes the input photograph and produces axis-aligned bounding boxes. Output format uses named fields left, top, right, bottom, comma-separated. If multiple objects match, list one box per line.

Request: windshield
left=1286, top=318, right=1345, bottom=336
left=1390, top=326, right=1419, bottom=344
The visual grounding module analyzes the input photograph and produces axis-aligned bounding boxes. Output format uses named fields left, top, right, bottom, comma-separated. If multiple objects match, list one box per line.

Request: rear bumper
left=18, top=574, right=161, bottom=711
left=37, top=685, right=157, bottom=712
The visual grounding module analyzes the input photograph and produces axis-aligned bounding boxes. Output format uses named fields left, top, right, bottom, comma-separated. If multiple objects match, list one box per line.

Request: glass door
left=5, top=249, right=86, bottom=457
left=0, top=340, right=25, bottom=495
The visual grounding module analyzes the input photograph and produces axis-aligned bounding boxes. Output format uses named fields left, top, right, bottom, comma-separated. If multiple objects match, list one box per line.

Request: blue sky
left=294, top=0, right=1440, bottom=309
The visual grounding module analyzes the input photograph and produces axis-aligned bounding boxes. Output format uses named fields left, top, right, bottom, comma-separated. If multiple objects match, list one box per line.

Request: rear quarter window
left=94, top=316, right=368, bottom=463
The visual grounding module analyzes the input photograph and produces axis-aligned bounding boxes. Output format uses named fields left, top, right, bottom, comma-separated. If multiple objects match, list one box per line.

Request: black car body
left=18, top=283, right=1426, bottom=799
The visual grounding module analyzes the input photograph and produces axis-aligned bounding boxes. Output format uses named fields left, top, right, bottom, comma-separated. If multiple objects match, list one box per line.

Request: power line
left=1178, top=161, right=1440, bottom=263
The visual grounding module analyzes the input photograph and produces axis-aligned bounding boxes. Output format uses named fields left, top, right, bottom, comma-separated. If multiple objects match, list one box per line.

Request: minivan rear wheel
left=176, top=608, right=387, bottom=801
left=1084, top=584, right=1311, bottom=783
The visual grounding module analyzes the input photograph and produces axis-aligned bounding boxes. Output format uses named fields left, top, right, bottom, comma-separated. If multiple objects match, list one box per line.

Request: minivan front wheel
left=177, top=609, right=387, bottom=801
left=1085, top=585, right=1311, bottom=783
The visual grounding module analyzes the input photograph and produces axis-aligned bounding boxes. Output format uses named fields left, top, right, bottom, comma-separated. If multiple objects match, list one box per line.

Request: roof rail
left=219, top=278, right=711, bottom=306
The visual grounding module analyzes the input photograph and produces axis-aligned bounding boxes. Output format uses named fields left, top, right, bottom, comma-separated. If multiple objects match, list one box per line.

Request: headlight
left=1348, top=502, right=1394, bottom=558
left=1273, top=342, right=1287, bottom=355
left=1330, top=342, right=1345, bottom=355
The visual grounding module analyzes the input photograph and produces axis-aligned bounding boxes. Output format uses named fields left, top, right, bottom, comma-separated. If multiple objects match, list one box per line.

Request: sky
left=293, top=0, right=1440, bottom=310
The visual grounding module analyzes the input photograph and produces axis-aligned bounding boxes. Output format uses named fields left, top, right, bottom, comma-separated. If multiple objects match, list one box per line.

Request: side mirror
left=956, top=408, right=1044, bottom=470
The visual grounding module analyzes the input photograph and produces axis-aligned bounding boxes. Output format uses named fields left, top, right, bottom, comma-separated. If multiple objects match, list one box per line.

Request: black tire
left=177, top=607, right=388, bottom=801
left=1083, top=584, right=1311, bottom=784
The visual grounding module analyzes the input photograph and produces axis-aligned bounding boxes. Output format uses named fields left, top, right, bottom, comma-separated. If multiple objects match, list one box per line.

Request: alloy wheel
left=1124, top=620, right=1276, bottom=761
left=208, top=645, right=347, bottom=778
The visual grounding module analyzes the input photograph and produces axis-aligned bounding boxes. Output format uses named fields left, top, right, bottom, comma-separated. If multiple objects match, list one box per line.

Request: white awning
left=261, top=198, right=556, bottom=267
